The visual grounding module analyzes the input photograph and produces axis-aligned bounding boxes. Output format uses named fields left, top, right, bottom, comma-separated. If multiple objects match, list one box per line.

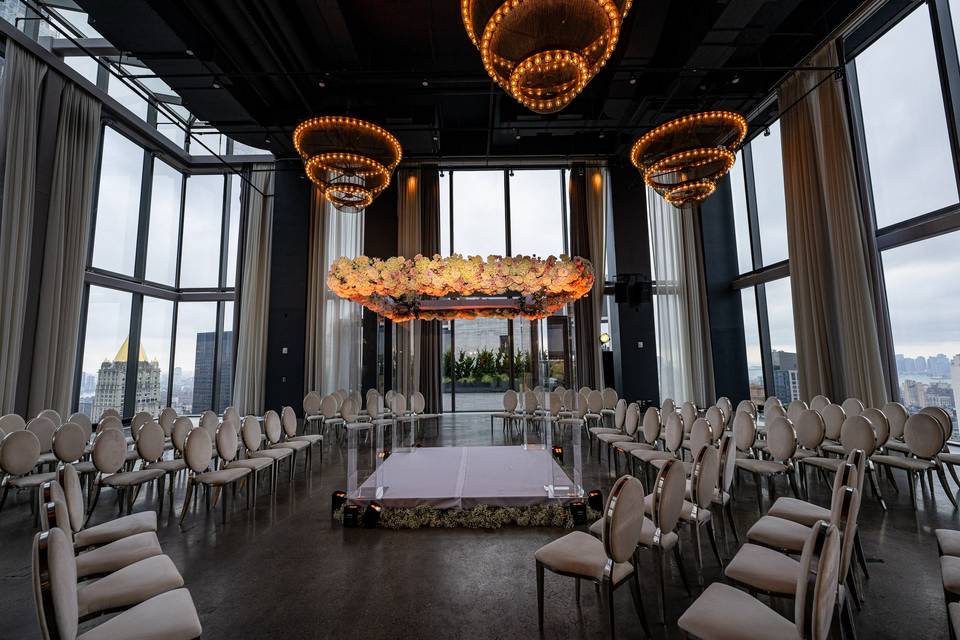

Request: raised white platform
left=354, top=446, right=577, bottom=509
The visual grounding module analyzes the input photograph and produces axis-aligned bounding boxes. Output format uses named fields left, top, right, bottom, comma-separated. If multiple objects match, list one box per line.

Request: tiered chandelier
left=461, top=0, right=633, bottom=114
left=293, top=116, right=402, bottom=213
left=630, top=110, right=748, bottom=208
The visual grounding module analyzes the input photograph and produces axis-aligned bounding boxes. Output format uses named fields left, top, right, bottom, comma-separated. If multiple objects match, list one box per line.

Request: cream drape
left=569, top=166, right=607, bottom=389
left=585, top=167, right=607, bottom=389
left=395, top=168, right=421, bottom=398
left=779, top=45, right=887, bottom=407
left=27, top=84, right=101, bottom=417
left=305, top=190, right=365, bottom=395
left=232, top=164, right=275, bottom=415
left=0, top=43, right=46, bottom=414
left=647, top=187, right=714, bottom=407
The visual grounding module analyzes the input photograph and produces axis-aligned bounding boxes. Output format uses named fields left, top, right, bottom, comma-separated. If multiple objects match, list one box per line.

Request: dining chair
left=793, top=409, right=826, bottom=494
left=281, top=405, right=323, bottom=467
left=804, top=415, right=886, bottom=509
left=735, top=415, right=799, bottom=511
left=52, top=423, right=87, bottom=467
left=631, top=412, right=681, bottom=486
left=88, top=428, right=164, bottom=518
left=678, top=520, right=841, bottom=640
left=600, top=387, right=619, bottom=429
left=31, top=526, right=202, bottom=640
left=810, top=394, right=831, bottom=412
left=584, top=390, right=604, bottom=432
left=264, top=409, right=309, bottom=477
left=819, top=403, right=847, bottom=456
left=841, top=397, right=865, bottom=417
left=29, top=416, right=59, bottom=471
left=613, top=406, right=660, bottom=475
left=0, top=413, right=26, bottom=438
left=535, top=475, right=652, bottom=640
left=596, top=401, right=636, bottom=467
left=787, top=399, right=808, bottom=423
left=735, top=400, right=757, bottom=420
left=712, top=433, right=739, bottom=543
left=178, top=426, right=250, bottom=525
left=0, top=429, right=54, bottom=519
left=881, top=401, right=910, bottom=455
left=242, top=415, right=294, bottom=485
left=704, top=406, right=724, bottom=444
left=715, top=397, right=734, bottom=429
left=872, top=412, right=956, bottom=509
left=133, top=421, right=179, bottom=512
left=303, top=391, right=324, bottom=434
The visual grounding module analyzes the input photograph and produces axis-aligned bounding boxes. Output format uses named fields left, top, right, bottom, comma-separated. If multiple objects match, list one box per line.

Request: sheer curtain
left=395, top=168, right=421, bottom=398
left=0, top=42, right=46, bottom=414
left=569, top=166, right=607, bottom=389
left=305, top=189, right=364, bottom=395
left=647, top=186, right=714, bottom=407
left=232, top=164, right=275, bottom=415
left=27, top=84, right=101, bottom=417
left=779, top=45, right=888, bottom=407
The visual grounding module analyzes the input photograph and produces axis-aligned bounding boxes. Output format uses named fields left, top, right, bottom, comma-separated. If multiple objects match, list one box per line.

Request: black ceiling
left=74, top=0, right=865, bottom=161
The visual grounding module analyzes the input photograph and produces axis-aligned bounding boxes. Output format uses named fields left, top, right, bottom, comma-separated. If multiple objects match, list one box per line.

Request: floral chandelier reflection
left=461, top=0, right=633, bottom=114
left=630, top=110, right=748, bottom=209
left=327, top=254, right=594, bottom=322
left=292, top=116, right=402, bottom=213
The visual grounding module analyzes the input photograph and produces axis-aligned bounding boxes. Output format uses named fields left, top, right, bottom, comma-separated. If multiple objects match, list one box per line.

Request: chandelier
left=630, top=111, right=748, bottom=208
left=292, top=116, right=402, bottom=213
left=327, top=254, right=594, bottom=322
left=461, top=0, right=633, bottom=114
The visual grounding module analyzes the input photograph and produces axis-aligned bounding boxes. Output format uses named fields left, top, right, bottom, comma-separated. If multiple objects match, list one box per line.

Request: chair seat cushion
left=196, top=467, right=250, bottom=486
left=588, top=515, right=678, bottom=550
left=884, top=440, right=911, bottom=454
left=938, top=529, right=960, bottom=557
left=289, top=434, right=323, bottom=445
left=747, top=515, right=810, bottom=552
left=228, top=457, right=274, bottom=472
left=147, top=459, right=187, bottom=473
left=535, top=531, right=633, bottom=583
left=677, top=582, right=795, bottom=640
left=124, top=450, right=140, bottom=463
left=75, top=511, right=158, bottom=548
left=77, top=553, right=184, bottom=617
left=724, top=543, right=799, bottom=596
left=631, top=449, right=674, bottom=463
left=940, top=452, right=960, bottom=465
left=590, top=427, right=621, bottom=436
left=800, top=457, right=842, bottom=473
left=250, top=448, right=292, bottom=461
left=614, top=442, right=655, bottom=453
left=821, top=442, right=845, bottom=455
left=73, top=460, right=96, bottom=474
left=273, top=440, right=310, bottom=452
left=735, top=459, right=787, bottom=474
left=767, top=497, right=830, bottom=528
left=75, top=531, right=163, bottom=579
left=597, top=433, right=632, bottom=444
left=78, top=588, right=202, bottom=640
left=491, top=412, right=514, bottom=419
left=794, top=448, right=818, bottom=459
left=38, top=451, right=58, bottom=466
left=650, top=458, right=693, bottom=476
left=871, top=454, right=935, bottom=472
left=102, top=469, right=165, bottom=487
left=8, top=471, right=56, bottom=488
left=641, top=493, right=709, bottom=523
left=944, top=556, right=960, bottom=595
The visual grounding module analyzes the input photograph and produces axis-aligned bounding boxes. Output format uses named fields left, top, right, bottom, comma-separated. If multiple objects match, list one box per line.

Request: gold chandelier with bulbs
left=462, top=0, right=633, bottom=114
left=293, top=116, right=402, bottom=213
left=630, top=110, right=747, bottom=208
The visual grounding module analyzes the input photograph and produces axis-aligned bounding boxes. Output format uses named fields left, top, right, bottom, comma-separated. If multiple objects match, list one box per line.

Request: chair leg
left=222, top=484, right=229, bottom=524
left=85, top=482, right=102, bottom=527
left=724, top=502, right=739, bottom=544
left=753, top=472, right=763, bottom=512
left=178, top=479, right=194, bottom=525
left=854, top=531, right=870, bottom=581
left=673, top=541, right=693, bottom=597
left=908, top=470, right=917, bottom=509
left=656, top=548, right=667, bottom=624
left=788, top=469, right=801, bottom=498
left=846, top=572, right=863, bottom=612
left=692, top=523, right=703, bottom=576
left=0, top=484, right=9, bottom=516
left=706, top=520, right=723, bottom=568
left=536, top=561, right=545, bottom=631
left=867, top=466, right=887, bottom=511
left=841, top=592, right=859, bottom=640
left=575, top=577, right=581, bottom=603
left=604, top=579, right=617, bottom=640
left=937, top=465, right=959, bottom=509
left=629, top=565, right=653, bottom=638
left=884, top=465, right=899, bottom=493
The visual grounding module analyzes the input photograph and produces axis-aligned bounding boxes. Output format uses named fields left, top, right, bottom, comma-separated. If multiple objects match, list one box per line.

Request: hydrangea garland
left=334, top=503, right=601, bottom=530
left=326, top=254, right=594, bottom=322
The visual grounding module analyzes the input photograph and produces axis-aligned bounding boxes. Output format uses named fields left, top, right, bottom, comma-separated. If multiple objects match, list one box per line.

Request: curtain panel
left=305, top=189, right=365, bottom=396
left=418, top=167, right=442, bottom=413
left=0, top=42, right=47, bottom=414
left=647, top=187, right=714, bottom=407
left=395, top=168, right=422, bottom=400
left=779, top=45, right=887, bottom=407
left=569, top=166, right=607, bottom=390
left=27, top=84, right=101, bottom=417
left=232, top=164, right=275, bottom=415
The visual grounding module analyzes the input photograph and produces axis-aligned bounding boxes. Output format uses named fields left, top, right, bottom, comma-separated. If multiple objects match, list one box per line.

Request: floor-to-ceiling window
left=440, top=168, right=569, bottom=411
left=844, top=0, right=960, bottom=436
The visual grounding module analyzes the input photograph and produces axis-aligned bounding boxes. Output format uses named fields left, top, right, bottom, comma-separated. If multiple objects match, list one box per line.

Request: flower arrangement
left=334, top=503, right=601, bottom=530
left=326, top=254, right=594, bottom=321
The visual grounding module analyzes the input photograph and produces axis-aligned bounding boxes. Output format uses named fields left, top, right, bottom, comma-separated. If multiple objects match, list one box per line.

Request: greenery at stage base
left=335, top=503, right=601, bottom=530
left=441, top=346, right=530, bottom=387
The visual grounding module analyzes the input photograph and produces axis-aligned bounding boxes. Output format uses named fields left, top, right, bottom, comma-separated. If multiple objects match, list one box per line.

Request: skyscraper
left=91, top=338, right=162, bottom=421
left=192, top=331, right=233, bottom=412
left=771, top=350, right=800, bottom=404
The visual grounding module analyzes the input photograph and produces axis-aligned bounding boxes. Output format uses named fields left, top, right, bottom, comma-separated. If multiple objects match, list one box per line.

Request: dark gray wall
left=608, top=165, right=659, bottom=406
left=699, top=175, right=750, bottom=404
left=264, top=162, right=310, bottom=412
left=360, top=181, right=398, bottom=393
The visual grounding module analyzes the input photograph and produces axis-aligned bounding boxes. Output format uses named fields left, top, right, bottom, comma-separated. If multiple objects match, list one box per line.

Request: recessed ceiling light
left=731, top=75, right=740, bottom=85
left=421, top=79, right=429, bottom=87
left=318, top=80, right=326, bottom=88
left=213, top=82, right=221, bottom=89
left=629, top=76, right=637, bottom=85
left=432, top=135, right=438, bottom=142
left=185, top=49, right=194, bottom=56
left=599, top=132, right=605, bottom=139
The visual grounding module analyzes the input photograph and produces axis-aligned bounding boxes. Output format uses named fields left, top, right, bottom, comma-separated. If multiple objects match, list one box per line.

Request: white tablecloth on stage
left=356, top=445, right=573, bottom=509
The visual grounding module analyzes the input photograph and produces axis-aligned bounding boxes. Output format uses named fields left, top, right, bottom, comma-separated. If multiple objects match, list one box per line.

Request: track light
left=629, top=75, right=637, bottom=85
left=764, top=127, right=771, bottom=136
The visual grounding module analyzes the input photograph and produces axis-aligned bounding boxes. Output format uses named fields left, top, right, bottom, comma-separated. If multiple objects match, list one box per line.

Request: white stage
left=354, top=446, right=578, bottom=509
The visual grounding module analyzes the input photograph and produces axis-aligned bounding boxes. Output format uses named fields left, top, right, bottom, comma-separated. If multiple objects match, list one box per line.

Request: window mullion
left=930, top=0, right=960, bottom=190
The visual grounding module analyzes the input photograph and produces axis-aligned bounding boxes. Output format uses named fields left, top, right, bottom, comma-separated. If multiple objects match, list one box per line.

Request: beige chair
left=37, top=409, right=62, bottom=426
left=32, top=527, right=201, bottom=640
left=655, top=417, right=712, bottom=475
left=142, top=421, right=187, bottom=508
left=732, top=410, right=758, bottom=460
left=99, top=408, right=121, bottom=421
left=716, top=397, right=734, bottom=429
left=680, top=401, right=698, bottom=439
left=873, top=412, right=956, bottom=509
left=590, top=398, right=626, bottom=439
left=810, top=394, right=831, bottom=412
left=53, top=423, right=88, bottom=467
left=320, top=394, right=345, bottom=441
left=735, top=399, right=757, bottom=420
left=787, top=399, right=808, bottom=422
left=159, top=407, right=177, bottom=434
left=241, top=415, right=292, bottom=488
left=805, top=415, right=886, bottom=509
left=612, top=406, right=659, bottom=475
left=491, top=390, right=518, bottom=437
left=88, top=428, right=164, bottom=518
left=29, top=416, right=60, bottom=471
left=841, top=397, right=865, bottom=417
left=818, top=403, right=847, bottom=456
left=599, top=387, right=619, bottom=428
left=679, top=520, right=841, bottom=640
left=282, top=406, right=323, bottom=465
left=41, top=478, right=162, bottom=580
left=57, top=463, right=157, bottom=550
left=583, top=390, right=604, bottom=431
left=595, top=400, right=632, bottom=464
left=303, top=391, right=324, bottom=434
left=735, top=415, right=799, bottom=510
left=0, top=413, right=27, bottom=437
left=0, top=429, right=55, bottom=518
left=881, top=401, right=911, bottom=455
left=535, top=475, right=651, bottom=639
left=178, top=426, right=250, bottom=525
left=764, top=402, right=786, bottom=423
left=659, top=398, right=676, bottom=428
left=713, top=433, right=739, bottom=543
left=264, top=410, right=309, bottom=478
left=631, top=412, right=680, bottom=484
left=130, top=412, right=153, bottom=438
left=704, top=405, right=724, bottom=444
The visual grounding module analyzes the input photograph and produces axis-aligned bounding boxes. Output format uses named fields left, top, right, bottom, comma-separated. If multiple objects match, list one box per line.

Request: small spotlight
left=331, top=490, right=347, bottom=514
left=629, top=75, right=637, bottom=85
left=421, top=79, right=429, bottom=87
left=731, top=75, right=740, bottom=85
left=212, top=82, right=221, bottom=89
left=440, top=170, right=445, bottom=177
left=363, top=501, right=383, bottom=528
left=509, top=169, right=515, bottom=177
left=763, top=127, right=771, bottom=137
left=569, top=500, right=587, bottom=525
left=598, top=131, right=605, bottom=139
left=264, top=136, right=271, bottom=144
left=587, top=489, right=603, bottom=513
left=342, top=504, right=361, bottom=527
left=552, top=445, right=564, bottom=464
left=377, top=450, right=390, bottom=462
left=185, top=49, right=194, bottom=57
left=515, top=133, right=521, bottom=140
left=432, top=135, right=439, bottom=142
left=318, top=80, right=326, bottom=88
left=599, top=332, right=611, bottom=345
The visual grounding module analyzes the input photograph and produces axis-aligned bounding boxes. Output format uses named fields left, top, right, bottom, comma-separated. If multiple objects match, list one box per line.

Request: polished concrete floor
left=1, top=412, right=958, bottom=639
